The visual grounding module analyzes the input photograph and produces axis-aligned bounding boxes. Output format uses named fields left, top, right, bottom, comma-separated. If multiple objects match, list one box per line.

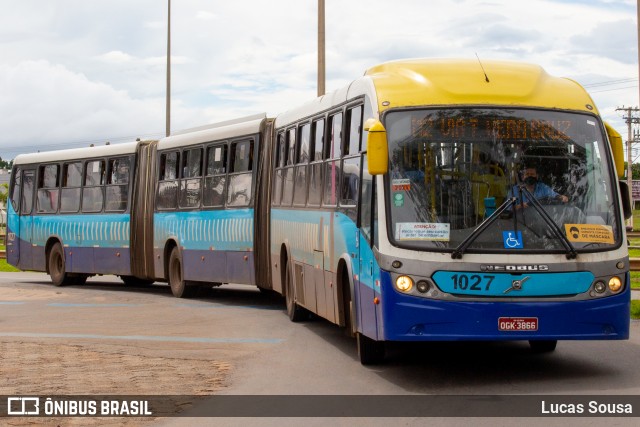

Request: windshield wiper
left=519, top=185, right=577, bottom=259
left=451, top=198, right=516, bottom=259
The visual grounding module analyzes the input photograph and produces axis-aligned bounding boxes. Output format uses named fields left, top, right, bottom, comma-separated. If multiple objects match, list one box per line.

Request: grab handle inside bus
left=365, top=119, right=388, bottom=175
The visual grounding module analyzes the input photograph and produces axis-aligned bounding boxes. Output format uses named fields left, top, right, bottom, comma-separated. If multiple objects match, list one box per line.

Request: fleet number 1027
left=451, top=274, right=495, bottom=291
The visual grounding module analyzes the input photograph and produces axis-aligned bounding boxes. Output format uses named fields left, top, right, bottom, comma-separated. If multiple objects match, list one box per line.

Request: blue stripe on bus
left=30, top=213, right=131, bottom=248
left=154, top=209, right=254, bottom=251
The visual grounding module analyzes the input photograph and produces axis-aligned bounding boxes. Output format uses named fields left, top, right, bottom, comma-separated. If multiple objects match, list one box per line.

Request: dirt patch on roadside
left=1, top=340, right=231, bottom=425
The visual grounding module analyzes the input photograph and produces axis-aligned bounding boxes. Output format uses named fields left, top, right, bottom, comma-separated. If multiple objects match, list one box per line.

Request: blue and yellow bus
left=6, top=59, right=632, bottom=364
left=265, top=59, right=632, bottom=363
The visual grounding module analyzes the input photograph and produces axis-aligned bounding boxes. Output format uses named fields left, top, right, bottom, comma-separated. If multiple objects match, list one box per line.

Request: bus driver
left=508, top=166, right=568, bottom=210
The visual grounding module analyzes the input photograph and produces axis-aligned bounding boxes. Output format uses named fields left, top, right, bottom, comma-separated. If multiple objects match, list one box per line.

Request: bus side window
left=204, top=144, right=228, bottom=208
left=180, top=147, right=203, bottom=208
left=105, top=157, right=130, bottom=212
left=307, top=118, right=325, bottom=207
left=323, top=112, right=343, bottom=206
left=293, top=123, right=310, bottom=206
left=21, top=170, right=35, bottom=215
left=340, top=105, right=362, bottom=213
left=157, top=151, right=179, bottom=210
left=280, top=128, right=296, bottom=207
left=272, top=132, right=285, bottom=206
left=10, top=166, right=21, bottom=213
left=227, top=139, right=254, bottom=207
left=37, top=164, right=60, bottom=214
left=61, top=162, right=82, bottom=213
left=82, top=160, right=105, bottom=213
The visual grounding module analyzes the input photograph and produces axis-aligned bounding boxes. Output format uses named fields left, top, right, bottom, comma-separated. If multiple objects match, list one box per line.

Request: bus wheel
left=357, top=332, right=385, bottom=365
left=284, top=261, right=305, bottom=322
left=49, top=243, right=71, bottom=286
left=168, top=248, right=195, bottom=298
left=529, top=340, right=557, bottom=353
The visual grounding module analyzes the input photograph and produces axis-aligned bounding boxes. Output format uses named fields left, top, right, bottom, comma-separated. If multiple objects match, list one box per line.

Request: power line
left=590, top=85, right=639, bottom=94
left=583, top=78, right=638, bottom=88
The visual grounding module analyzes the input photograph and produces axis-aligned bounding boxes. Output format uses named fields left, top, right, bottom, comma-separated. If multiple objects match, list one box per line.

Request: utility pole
left=617, top=106, right=640, bottom=217
left=318, top=0, right=325, bottom=97
left=166, top=0, right=171, bottom=137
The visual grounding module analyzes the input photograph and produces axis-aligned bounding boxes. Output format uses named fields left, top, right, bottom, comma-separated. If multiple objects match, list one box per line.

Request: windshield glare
left=385, top=108, right=620, bottom=252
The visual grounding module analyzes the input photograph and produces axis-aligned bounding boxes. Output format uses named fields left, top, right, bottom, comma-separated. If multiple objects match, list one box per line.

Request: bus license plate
left=498, top=317, right=538, bottom=331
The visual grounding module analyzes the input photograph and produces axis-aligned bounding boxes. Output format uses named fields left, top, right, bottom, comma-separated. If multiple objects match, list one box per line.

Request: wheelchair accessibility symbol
left=502, top=231, right=523, bottom=249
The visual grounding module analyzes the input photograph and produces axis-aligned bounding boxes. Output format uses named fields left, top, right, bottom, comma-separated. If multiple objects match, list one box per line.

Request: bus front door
left=17, top=169, right=35, bottom=270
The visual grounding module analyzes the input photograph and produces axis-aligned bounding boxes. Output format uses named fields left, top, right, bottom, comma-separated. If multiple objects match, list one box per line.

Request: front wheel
left=357, top=332, right=385, bottom=365
left=168, top=247, right=195, bottom=298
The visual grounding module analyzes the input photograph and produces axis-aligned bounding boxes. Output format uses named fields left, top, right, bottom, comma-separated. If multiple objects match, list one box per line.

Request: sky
left=0, top=0, right=638, bottom=161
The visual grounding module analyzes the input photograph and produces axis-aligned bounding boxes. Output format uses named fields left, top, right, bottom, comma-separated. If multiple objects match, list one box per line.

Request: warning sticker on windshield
left=396, top=223, right=450, bottom=241
left=392, top=179, right=411, bottom=191
left=565, top=224, right=614, bottom=244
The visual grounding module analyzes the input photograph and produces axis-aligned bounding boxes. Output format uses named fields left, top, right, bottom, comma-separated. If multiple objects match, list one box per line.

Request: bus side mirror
left=365, top=119, right=388, bottom=175
left=605, top=122, right=625, bottom=179
left=619, top=180, right=632, bottom=220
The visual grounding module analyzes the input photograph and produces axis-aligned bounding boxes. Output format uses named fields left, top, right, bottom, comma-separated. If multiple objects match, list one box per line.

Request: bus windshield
left=385, top=108, right=621, bottom=253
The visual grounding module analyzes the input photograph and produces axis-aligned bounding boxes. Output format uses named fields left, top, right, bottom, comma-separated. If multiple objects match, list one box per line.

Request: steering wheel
left=536, top=196, right=566, bottom=206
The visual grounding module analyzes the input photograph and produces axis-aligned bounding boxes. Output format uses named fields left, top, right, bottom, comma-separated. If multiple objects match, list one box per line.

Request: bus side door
left=18, top=169, right=36, bottom=270
left=356, top=158, right=380, bottom=339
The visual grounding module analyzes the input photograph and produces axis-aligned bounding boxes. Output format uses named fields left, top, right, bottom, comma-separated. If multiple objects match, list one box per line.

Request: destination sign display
left=401, top=110, right=598, bottom=144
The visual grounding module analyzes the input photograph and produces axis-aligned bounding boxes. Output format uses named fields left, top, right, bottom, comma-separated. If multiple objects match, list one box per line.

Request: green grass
left=0, top=258, right=19, bottom=272
left=632, top=301, right=640, bottom=320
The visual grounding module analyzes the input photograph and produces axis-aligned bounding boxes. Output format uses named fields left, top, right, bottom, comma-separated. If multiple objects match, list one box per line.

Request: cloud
left=0, top=60, right=178, bottom=157
left=571, top=19, right=638, bottom=64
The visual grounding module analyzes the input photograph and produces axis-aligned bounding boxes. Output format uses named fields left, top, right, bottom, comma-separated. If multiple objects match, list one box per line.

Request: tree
left=0, top=183, right=8, bottom=206
left=0, top=156, right=13, bottom=169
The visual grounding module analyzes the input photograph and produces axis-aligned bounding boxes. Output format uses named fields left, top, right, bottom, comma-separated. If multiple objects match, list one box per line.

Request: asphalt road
left=1, top=272, right=639, bottom=426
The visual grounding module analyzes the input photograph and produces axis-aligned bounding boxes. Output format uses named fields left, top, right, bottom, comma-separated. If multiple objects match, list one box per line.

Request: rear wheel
left=357, top=332, right=385, bottom=365
left=168, top=247, right=195, bottom=298
left=49, top=243, right=71, bottom=286
left=284, top=260, right=305, bottom=322
left=529, top=340, right=557, bottom=353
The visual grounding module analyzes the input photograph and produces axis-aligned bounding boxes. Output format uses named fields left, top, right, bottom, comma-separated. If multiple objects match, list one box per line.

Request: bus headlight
left=608, top=276, right=622, bottom=293
left=395, top=275, right=413, bottom=292
left=593, top=281, right=606, bottom=294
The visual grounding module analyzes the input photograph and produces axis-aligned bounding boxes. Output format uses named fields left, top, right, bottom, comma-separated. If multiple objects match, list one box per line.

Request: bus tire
left=357, top=332, right=385, bottom=365
left=168, top=247, right=195, bottom=298
left=49, top=243, right=72, bottom=287
left=284, top=260, right=305, bottom=322
left=529, top=340, right=557, bottom=353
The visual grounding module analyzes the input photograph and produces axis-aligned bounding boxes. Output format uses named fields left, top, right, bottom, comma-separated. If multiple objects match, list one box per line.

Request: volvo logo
left=480, top=264, right=548, bottom=272
left=504, top=276, right=531, bottom=294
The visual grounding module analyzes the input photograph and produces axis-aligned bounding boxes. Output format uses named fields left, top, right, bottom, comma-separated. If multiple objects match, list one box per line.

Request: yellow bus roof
left=365, top=58, right=598, bottom=114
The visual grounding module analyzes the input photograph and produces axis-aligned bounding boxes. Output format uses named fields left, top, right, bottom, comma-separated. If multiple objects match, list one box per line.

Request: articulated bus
left=6, top=59, right=632, bottom=364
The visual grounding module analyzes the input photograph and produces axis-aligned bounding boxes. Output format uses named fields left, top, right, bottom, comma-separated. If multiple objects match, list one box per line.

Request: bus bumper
left=379, top=271, right=631, bottom=342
